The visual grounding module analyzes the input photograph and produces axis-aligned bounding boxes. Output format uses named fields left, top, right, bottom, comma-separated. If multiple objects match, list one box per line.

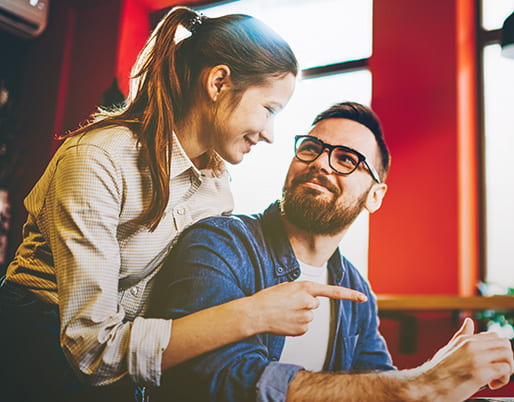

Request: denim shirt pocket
left=341, top=334, right=360, bottom=371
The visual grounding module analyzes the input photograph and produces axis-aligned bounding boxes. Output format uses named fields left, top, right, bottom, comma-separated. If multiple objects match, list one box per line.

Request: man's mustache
left=290, top=172, right=341, bottom=196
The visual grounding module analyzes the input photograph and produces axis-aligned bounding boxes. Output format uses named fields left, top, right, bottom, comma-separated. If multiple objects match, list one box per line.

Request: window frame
left=475, top=0, right=509, bottom=283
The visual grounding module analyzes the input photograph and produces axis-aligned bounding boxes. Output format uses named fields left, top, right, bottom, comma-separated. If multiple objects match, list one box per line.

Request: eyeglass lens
left=296, top=137, right=360, bottom=174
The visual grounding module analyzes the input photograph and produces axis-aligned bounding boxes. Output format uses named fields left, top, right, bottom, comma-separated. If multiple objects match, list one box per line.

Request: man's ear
left=205, top=65, right=232, bottom=102
left=364, top=183, right=388, bottom=214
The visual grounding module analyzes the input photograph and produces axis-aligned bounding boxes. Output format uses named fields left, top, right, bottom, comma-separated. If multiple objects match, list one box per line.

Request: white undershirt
left=279, top=260, right=331, bottom=372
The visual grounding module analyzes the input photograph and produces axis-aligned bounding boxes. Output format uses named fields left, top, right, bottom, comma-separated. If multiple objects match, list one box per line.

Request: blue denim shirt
left=150, top=202, right=395, bottom=402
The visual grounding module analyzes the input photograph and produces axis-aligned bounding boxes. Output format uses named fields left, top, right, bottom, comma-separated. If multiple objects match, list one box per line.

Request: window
left=197, top=0, right=373, bottom=275
left=479, top=0, right=514, bottom=289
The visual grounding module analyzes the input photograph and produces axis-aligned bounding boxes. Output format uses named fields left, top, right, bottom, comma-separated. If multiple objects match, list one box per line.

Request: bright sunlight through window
left=482, top=0, right=514, bottom=288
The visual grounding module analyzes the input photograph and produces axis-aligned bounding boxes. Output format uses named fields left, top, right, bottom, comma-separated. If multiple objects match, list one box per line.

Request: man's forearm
left=285, top=368, right=437, bottom=402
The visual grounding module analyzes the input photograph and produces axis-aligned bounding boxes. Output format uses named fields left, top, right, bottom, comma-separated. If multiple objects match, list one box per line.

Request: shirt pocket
left=341, top=334, right=360, bottom=371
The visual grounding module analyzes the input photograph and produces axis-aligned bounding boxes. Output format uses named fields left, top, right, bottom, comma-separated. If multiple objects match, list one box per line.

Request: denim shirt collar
left=260, top=201, right=347, bottom=285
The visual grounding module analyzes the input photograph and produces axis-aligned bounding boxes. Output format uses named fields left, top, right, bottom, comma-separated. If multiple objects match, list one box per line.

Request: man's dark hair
left=312, top=101, right=391, bottom=181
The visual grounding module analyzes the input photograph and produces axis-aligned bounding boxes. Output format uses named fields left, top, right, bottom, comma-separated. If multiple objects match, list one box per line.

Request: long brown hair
left=67, top=7, right=298, bottom=230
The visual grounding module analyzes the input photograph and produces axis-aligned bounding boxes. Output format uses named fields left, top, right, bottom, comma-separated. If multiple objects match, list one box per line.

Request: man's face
left=282, top=118, right=383, bottom=236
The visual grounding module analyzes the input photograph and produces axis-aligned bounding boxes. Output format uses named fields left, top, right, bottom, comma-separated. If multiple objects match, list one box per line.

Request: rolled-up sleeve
left=129, top=317, right=171, bottom=385
left=256, top=363, right=303, bottom=402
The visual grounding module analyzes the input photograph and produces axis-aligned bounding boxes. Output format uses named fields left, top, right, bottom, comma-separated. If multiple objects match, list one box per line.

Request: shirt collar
left=171, top=133, right=225, bottom=180
left=171, top=132, right=200, bottom=179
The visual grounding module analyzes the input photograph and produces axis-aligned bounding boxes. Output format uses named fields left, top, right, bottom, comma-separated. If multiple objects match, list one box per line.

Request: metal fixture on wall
left=501, top=11, right=514, bottom=58
left=0, top=0, right=49, bottom=38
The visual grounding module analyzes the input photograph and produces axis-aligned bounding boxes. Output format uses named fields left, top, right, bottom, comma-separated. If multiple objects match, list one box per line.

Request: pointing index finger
left=308, top=283, right=368, bottom=302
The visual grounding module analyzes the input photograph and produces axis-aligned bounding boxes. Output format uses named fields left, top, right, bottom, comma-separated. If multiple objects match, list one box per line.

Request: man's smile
left=290, top=172, right=341, bottom=196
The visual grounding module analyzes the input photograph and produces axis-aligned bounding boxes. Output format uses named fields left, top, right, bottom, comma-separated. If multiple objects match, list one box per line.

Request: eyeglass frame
left=294, top=135, right=382, bottom=183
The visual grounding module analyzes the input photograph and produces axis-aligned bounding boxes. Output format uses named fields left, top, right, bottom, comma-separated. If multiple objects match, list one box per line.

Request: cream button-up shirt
left=6, top=126, right=234, bottom=386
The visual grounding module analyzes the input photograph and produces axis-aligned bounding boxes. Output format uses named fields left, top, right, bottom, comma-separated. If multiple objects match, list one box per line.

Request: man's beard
left=282, top=171, right=370, bottom=236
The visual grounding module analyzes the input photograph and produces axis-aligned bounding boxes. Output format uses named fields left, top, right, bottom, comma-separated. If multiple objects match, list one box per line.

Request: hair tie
left=188, top=14, right=204, bottom=34
left=174, top=13, right=205, bottom=44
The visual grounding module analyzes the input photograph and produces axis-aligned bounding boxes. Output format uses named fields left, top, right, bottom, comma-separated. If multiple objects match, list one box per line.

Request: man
left=149, top=102, right=514, bottom=401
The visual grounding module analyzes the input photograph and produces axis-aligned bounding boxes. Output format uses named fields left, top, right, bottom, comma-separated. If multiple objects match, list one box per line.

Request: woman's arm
left=42, top=140, right=171, bottom=386
left=162, top=281, right=367, bottom=370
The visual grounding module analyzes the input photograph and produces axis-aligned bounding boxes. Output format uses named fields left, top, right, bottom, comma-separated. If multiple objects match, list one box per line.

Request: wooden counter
left=377, top=295, right=514, bottom=311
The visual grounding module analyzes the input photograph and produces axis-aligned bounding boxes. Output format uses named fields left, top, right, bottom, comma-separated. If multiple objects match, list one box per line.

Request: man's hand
left=419, top=317, right=514, bottom=400
left=284, top=317, right=513, bottom=402
left=248, top=280, right=367, bottom=336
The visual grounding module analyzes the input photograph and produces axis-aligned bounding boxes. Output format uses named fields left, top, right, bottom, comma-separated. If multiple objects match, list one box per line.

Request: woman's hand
left=161, top=281, right=366, bottom=369
left=246, top=280, right=367, bottom=336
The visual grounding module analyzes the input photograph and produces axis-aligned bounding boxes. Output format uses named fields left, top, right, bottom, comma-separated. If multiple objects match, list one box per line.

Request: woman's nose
left=259, top=119, right=275, bottom=144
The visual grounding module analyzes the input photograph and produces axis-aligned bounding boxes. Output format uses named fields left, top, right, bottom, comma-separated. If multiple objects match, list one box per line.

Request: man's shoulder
left=158, top=213, right=269, bottom=294
left=179, top=212, right=266, bottom=246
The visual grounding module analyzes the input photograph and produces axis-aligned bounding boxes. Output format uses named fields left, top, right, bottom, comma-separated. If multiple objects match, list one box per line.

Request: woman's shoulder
left=64, top=125, right=138, bottom=150
left=52, top=126, right=143, bottom=177
left=59, top=125, right=138, bottom=158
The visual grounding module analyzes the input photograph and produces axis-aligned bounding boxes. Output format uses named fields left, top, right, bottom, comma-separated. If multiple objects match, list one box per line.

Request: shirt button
left=176, top=207, right=185, bottom=215
left=130, top=287, right=139, bottom=296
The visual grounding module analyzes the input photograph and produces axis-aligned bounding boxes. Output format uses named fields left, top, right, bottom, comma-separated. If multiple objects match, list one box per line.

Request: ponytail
left=127, top=7, right=202, bottom=230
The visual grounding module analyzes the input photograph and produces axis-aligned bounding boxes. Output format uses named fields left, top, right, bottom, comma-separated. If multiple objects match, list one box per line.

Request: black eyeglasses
left=294, top=135, right=381, bottom=183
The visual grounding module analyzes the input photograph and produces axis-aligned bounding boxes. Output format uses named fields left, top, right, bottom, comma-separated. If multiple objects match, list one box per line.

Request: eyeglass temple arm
left=364, top=160, right=381, bottom=183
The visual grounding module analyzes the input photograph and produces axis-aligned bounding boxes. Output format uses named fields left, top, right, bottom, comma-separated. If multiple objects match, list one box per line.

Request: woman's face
left=212, top=73, right=296, bottom=164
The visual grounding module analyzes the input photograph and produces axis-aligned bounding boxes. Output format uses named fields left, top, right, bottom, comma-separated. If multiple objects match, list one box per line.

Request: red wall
left=116, top=0, right=151, bottom=95
left=61, top=1, right=122, bottom=132
left=369, top=0, right=479, bottom=296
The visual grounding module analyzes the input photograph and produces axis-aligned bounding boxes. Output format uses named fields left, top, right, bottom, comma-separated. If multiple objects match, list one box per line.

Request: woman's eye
left=265, top=106, right=276, bottom=116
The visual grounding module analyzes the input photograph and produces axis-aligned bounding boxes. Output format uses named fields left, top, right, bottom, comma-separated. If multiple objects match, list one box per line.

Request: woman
left=0, top=6, right=364, bottom=401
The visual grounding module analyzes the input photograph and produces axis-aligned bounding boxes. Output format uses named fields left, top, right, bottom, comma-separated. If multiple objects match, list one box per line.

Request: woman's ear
left=365, top=183, right=388, bottom=214
left=205, top=65, right=232, bottom=102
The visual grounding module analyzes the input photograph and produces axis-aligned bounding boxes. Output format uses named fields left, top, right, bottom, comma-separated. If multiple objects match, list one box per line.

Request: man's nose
left=310, top=149, right=333, bottom=174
